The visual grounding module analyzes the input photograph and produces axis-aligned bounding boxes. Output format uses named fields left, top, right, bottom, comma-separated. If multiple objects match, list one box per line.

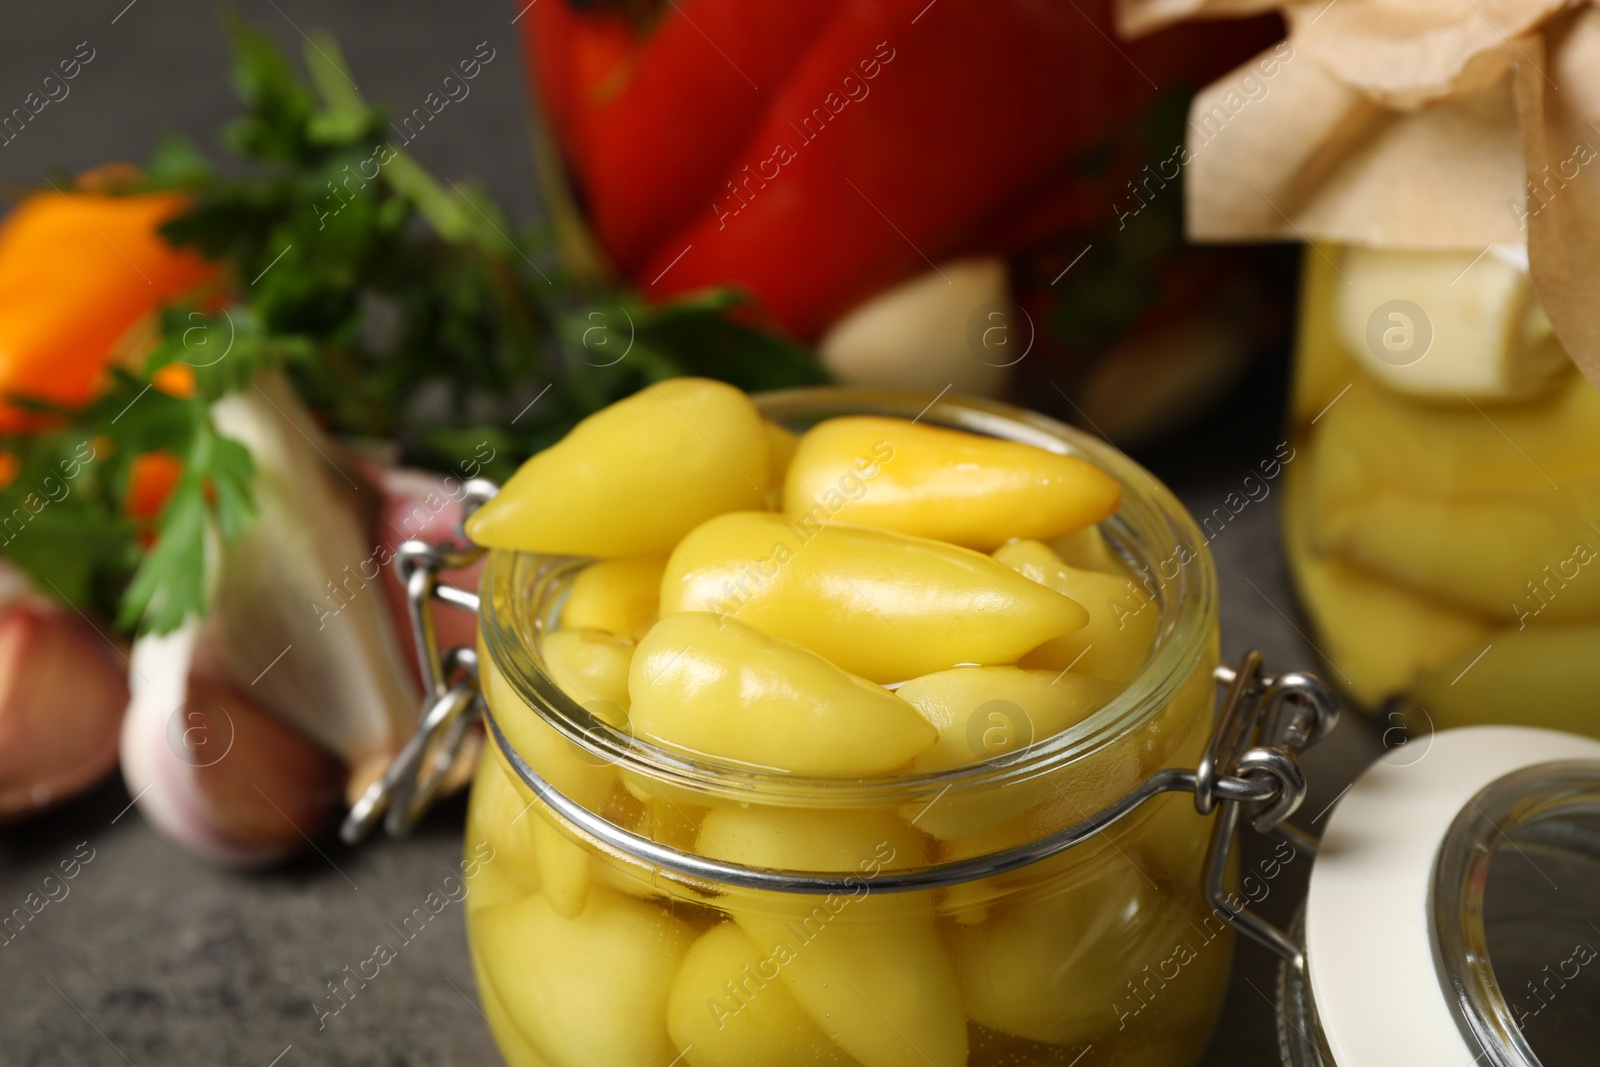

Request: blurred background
left=0, top=2, right=1388, bottom=1065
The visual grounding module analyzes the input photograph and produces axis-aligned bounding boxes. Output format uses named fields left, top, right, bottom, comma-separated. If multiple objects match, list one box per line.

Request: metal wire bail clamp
left=342, top=479, right=496, bottom=844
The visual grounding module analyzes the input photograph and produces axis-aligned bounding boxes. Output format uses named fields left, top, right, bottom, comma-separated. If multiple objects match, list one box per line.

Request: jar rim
left=478, top=386, right=1220, bottom=807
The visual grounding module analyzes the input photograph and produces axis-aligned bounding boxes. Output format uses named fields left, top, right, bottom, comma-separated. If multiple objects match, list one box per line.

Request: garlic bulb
left=0, top=589, right=128, bottom=821
left=121, top=371, right=423, bottom=862
left=202, top=372, right=419, bottom=799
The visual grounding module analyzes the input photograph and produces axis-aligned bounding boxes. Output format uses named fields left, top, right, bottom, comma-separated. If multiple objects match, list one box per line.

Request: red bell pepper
left=522, top=0, right=1277, bottom=339
left=527, top=1, right=848, bottom=272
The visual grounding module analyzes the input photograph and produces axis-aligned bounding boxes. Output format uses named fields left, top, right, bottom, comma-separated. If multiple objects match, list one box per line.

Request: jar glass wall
left=461, top=390, right=1230, bottom=1067
left=1285, top=244, right=1600, bottom=735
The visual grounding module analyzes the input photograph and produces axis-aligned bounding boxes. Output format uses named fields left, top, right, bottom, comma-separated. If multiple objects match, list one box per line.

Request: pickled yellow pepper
left=630, top=612, right=937, bottom=775
left=784, top=415, right=1121, bottom=550
left=466, top=378, right=770, bottom=556
left=661, top=511, right=1088, bottom=683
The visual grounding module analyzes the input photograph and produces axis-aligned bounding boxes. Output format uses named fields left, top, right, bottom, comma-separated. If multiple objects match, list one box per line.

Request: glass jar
left=456, top=388, right=1241, bottom=1067
left=334, top=387, right=1334, bottom=1067
left=1275, top=726, right=1600, bottom=1067
left=1285, top=243, right=1600, bottom=735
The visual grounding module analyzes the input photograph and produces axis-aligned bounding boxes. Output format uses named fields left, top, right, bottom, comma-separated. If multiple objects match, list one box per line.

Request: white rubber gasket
left=1306, top=725, right=1600, bottom=1066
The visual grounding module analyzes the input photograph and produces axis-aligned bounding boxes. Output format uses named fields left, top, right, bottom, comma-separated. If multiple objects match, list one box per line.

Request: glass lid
left=1432, top=761, right=1600, bottom=1067
left=1303, top=726, right=1600, bottom=1067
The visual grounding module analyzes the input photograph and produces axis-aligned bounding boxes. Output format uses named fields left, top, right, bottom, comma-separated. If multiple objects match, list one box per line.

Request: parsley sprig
left=0, top=17, right=825, bottom=635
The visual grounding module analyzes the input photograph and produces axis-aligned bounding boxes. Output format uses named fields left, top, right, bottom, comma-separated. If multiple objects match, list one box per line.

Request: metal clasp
left=343, top=506, right=1339, bottom=974
left=1199, top=655, right=1338, bottom=972
left=340, top=480, right=496, bottom=845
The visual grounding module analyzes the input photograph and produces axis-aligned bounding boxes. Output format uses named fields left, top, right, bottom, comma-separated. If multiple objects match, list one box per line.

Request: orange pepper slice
left=127, top=450, right=183, bottom=523
left=151, top=362, right=197, bottom=399
left=0, top=191, right=215, bottom=431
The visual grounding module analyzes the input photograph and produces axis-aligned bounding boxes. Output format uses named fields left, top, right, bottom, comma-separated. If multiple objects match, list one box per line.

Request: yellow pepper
left=471, top=956, right=553, bottom=1067
left=527, top=804, right=592, bottom=919
left=560, top=556, right=666, bottom=639
left=1416, top=622, right=1600, bottom=734
left=1282, top=462, right=1489, bottom=708
left=464, top=749, right=541, bottom=903
left=619, top=768, right=715, bottom=831
left=1306, top=373, right=1600, bottom=622
left=466, top=378, right=770, bottom=556
left=896, top=666, right=1114, bottom=773
left=632, top=793, right=704, bottom=852
left=734, top=912, right=968, bottom=1067
left=540, top=628, right=634, bottom=715
left=661, top=512, right=1088, bottom=683
left=697, top=805, right=967, bottom=1067
left=783, top=416, right=1121, bottom=550
left=629, top=612, right=937, bottom=775
left=469, top=735, right=597, bottom=920
left=887, top=665, right=1114, bottom=841
left=994, top=539, right=1157, bottom=685
left=697, top=804, right=928, bottom=889
left=667, top=923, right=854, bottom=1067
left=1050, top=523, right=1120, bottom=572
left=481, top=635, right=616, bottom=811
left=472, top=887, right=695, bottom=1067
left=945, top=852, right=1218, bottom=1046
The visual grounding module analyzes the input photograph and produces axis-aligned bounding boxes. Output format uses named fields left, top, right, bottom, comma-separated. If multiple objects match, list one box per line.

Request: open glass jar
left=345, top=388, right=1335, bottom=1067
left=1285, top=244, right=1600, bottom=736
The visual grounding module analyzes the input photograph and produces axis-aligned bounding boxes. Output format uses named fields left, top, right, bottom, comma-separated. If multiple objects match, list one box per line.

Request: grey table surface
left=0, top=3, right=1386, bottom=1064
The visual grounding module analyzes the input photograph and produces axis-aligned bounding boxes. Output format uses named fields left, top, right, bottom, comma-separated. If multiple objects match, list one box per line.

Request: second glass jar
left=1286, top=243, right=1600, bottom=736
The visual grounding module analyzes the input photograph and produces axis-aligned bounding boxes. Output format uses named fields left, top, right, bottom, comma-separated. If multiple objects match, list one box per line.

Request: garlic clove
left=121, top=622, right=343, bottom=865
left=0, top=600, right=128, bottom=821
left=1334, top=245, right=1572, bottom=401
left=202, top=372, right=420, bottom=799
left=818, top=258, right=1013, bottom=397
left=185, top=675, right=344, bottom=855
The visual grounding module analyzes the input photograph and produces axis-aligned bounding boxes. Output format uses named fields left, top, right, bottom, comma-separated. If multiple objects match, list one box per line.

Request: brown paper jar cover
left=1116, top=0, right=1600, bottom=387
